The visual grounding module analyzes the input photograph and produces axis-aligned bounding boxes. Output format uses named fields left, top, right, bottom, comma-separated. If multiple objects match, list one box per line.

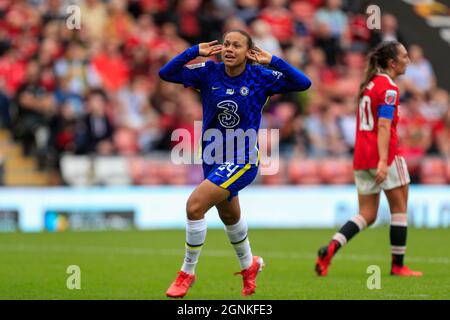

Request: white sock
left=224, top=219, right=253, bottom=270
left=181, top=218, right=207, bottom=275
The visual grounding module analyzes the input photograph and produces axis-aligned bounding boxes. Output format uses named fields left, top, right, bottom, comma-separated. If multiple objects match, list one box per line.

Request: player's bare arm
left=376, top=117, right=392, bottom=184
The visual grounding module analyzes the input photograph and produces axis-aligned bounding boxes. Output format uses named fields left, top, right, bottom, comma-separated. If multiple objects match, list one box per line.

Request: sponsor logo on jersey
left=226, top=88, right=234, bottom=95
left=240, top=86, right=249, bottom=96
left=217, top=100, right=240, bottom=128
left=272, top=70, right=283, bottom=79
left=385, top=89, right=397, bottom=105
left=186, top=62, right=206, bottom=69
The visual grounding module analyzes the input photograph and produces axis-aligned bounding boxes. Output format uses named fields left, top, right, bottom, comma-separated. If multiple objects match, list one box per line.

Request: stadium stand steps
left=0, top=129, right=49, bottom=186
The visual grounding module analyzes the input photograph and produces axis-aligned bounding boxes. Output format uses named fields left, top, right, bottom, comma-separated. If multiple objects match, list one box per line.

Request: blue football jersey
left=159, top=45, right=311, bottom=165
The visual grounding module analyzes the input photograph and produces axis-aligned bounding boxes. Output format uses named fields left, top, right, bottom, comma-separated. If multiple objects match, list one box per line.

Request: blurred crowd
left=0, top=0, right=449, bottom=184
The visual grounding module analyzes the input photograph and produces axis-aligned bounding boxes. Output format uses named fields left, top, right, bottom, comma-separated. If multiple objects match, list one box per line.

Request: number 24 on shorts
left=218, top=162, right=239, bottom=177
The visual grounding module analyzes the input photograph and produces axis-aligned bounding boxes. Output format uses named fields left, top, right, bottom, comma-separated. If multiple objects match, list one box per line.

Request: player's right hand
left=375, top=160, right=388, bottom=184
left=198, top=40, right=222, bottom=57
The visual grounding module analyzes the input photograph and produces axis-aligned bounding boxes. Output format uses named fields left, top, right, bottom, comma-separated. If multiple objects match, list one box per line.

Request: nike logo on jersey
left=215, top=172, right=224, bottom=177
left=212, top=86, right=220, bottom=90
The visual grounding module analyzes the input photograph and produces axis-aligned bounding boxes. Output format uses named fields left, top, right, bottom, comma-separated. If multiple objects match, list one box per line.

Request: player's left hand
left=375, top=160, right=388, bottom=184
left=247, top=46, right=273, bottom=65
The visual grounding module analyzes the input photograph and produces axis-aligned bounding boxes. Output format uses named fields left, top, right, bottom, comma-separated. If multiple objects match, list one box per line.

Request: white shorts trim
left=354, top=156, right=411, bottom=195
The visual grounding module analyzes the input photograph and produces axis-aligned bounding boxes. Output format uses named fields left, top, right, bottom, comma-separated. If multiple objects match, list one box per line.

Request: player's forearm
left=158, top=45, right=199, bottom=82
left=377, top=121, right=391, bottom=162
left=269, top=55, right=312, bottom=91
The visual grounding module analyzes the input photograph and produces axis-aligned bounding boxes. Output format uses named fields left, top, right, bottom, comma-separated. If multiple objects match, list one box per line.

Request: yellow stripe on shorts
left=220, top=163, right=251, bottom=189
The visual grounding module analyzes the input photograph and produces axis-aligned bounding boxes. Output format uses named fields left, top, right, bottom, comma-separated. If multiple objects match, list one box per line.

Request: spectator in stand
left=116, top=76, right=149, bottom=131
left=0, top=47, right=27, bottom=96
left=259, top=0, right=295, bottom=47
left=250, top=19, right=283, bottom=58
left=55, top=40, right=98, bottom=99
left=91, top=40, right=130, bottom=92
left=428, top=88, right=450, bottom=123
left=14, top=60, right=56, bottom=157
left=370, top=13, right=406, bottom=47
left=270, top=101, right=298, bottom=156
left=304, top=46, right=337, bottom=98
left=398, top=94, right=433, bottom=180
left=347, top=2, right=372, bottom=52
left=49, top=100, right=78, bottom=160
left=172, top=0, right=204, bottom=45
left=403, top=44, right=436, bottom=96
left=0, top=78, right=11, bottom=130
left=76, top=89, right=114, bottom=155
left=435, top=107, right=450, bottom=158
left=290, top=0, right=317, bottom=38
left=314, top=21, right=341, bottom=66
left=304, top=101, right=349, bottom=157
left=235, top=0, right=261, bottom=25
left=79, top=0, right=108, bottom=41
left=337, top=97, right=357, bottom=153
left=104, top=0, right=134, bottom=44
left=314, top=0, right=350, bottom=49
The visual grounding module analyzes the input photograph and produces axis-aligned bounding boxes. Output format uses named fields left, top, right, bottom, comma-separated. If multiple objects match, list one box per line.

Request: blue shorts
left=203, top=162, right=259, bottom=201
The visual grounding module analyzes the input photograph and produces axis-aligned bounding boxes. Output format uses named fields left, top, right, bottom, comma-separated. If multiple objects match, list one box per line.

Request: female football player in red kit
left=315, top=41, right=423, bottom=277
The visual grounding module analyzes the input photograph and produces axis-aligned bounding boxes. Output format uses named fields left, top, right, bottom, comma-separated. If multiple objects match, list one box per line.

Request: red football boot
left=315, top=240, right=339, bottom=276
left=166, top=271, right=196, bottom=298
left=234, top=256, right=264, bottom=296
left=391, top=265, right=423, bottom=277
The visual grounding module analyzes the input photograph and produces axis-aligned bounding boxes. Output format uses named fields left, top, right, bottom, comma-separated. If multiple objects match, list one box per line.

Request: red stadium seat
left=260, top=158, right=286, bottom=185
left=419, top=157, right=447, bottom=184
left=129, top=158, right=164, bottom=185
left=162, top=162, right=189, bottom=185
left=319, top=158, right=353, bottom=184
left=445, top=159, right=450, bottom=183
left=288, top=158, right=322, bottom=184
left=128, top=157, right=146, bottom=185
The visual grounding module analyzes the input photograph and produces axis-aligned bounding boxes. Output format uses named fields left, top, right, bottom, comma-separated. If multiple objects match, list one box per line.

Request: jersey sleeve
left=158, top=45, right=212, bottom=89
left=376, top=80, right=399, bottom=120
left=261, top=55, right=311, bottom=96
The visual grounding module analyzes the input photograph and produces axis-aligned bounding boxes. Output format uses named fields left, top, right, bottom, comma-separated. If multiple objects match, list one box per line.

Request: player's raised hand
left=375, top=160, right=388, bottom=184
left=198, top=40, right=222, bottom=57
left=246, top=46, right=273, bottom=65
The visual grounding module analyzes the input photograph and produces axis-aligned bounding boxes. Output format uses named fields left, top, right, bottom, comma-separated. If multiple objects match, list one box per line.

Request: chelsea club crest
left=240, top=86, right=249, bottom=96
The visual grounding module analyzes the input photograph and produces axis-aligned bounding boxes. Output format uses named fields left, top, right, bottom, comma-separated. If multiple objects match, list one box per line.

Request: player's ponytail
left=358, top=41, right=400, bottom=100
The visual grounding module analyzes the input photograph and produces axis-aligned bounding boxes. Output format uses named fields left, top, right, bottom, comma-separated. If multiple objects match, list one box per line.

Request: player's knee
left=359, top=213, right=376, bottom=226
left=186, top=197, right=205, bottom=220
left=219, top=211, right=239, bottom=225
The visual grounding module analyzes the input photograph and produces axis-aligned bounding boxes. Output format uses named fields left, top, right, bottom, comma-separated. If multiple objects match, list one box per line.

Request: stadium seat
left=138, top=158, right=165, bottom=185
left=128, top=157, right=146, bottom=185
left=113, top=128, right=139, bottom=155
left=260, top=158, right=286, bottom=185
left=319, top=158, right=353, bottom=184
left=288, top=158, right=322, bottom=184
left=162, top=162, right=189, bottom=185
left=60, top=155, right=93, bottom=186
left=446, top=159, right=450, bottom=183
left=93, top=156, right=132, bottom=186
left=419, top=157, right=447, bottom=184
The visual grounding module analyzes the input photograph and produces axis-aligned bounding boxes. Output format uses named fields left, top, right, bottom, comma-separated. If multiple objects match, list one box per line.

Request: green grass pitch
left=0, top=228, right=448, bottom=300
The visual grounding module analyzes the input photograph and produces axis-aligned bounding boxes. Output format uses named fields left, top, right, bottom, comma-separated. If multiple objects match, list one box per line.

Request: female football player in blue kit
left=159, top=30, right=311, bottom=298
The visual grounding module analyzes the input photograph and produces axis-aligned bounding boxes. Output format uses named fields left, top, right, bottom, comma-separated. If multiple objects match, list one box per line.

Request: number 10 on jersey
left=359, top=95, right=374, bottom=131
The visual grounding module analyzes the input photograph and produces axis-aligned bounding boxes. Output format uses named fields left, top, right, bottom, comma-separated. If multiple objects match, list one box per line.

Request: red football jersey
left=353, top=73, right=400, bottom=170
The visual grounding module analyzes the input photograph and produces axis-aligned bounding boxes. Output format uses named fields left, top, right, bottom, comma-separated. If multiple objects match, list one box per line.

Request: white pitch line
left=0, top=243, right=448, bottom=265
